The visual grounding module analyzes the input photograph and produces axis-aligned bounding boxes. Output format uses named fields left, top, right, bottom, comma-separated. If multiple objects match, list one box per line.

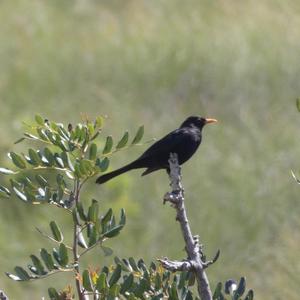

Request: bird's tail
left=96, top=161, right=137, bottom=184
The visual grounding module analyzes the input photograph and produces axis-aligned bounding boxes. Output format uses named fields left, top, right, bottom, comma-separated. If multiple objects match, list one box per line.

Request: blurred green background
left=1, top=0, right=300, bottom=298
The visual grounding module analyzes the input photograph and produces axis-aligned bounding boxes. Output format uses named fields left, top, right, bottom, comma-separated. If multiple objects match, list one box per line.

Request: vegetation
left=0, top=0, right=299, bottom=299
left=0, top=116, right=253, bottom=300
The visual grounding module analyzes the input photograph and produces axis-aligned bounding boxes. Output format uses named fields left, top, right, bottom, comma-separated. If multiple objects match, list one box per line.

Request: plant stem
left=73, top=179, right=84, bottom=300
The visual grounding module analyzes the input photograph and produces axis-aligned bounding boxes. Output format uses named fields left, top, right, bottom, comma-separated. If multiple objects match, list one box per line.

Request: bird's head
left=180, top=116, right=218, bottom=130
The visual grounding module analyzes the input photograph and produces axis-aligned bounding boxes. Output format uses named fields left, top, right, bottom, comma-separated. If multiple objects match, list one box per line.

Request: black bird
left=96, top=116, right=217, bottom=184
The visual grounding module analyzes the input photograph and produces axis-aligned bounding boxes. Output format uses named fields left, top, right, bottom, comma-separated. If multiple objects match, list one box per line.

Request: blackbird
left=96, top=116, right=217, bottom=184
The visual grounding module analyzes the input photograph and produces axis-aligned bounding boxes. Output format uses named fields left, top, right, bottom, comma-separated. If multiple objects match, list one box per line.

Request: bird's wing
left=138, top=128, right=186, bottom=159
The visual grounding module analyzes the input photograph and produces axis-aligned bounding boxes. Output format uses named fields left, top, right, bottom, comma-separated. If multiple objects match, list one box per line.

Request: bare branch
left=161, top=153, right=216, bottom=300
left=157, top=258, right=192, bottom=272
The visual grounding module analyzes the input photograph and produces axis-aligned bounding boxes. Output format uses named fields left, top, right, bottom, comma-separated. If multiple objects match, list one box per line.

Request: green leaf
left=14, top=266, right=31, bottom=281
left=9, top=152, right=26, bottom=169
left=177, top=271, right=187, bottom=290
left=0, top=167, right=16, bottom=175
left=103, top=225, right=123, bottom=238
left=36, top=128, right=48, bottom=140
left=154, top=273, right=161, bottom=290
left=44, top=148, right=55, bottom=166
left=120, top=273, right=134, bottom=294
left=78, top=231, right=88, bottom=249
left=52, top=248, right=61, bottom=265
left=61, top=152, right=74, bottom=171
left=22, top=176, right=35, bottom=189
left=131, top=125, right=144, bottom=144
left=98, top=157, right=110, bottom=172
left=28, top=149, right=41, bottom=166
left=57, top=126, right=70, bottom=141
left=169, top=282, right=179, bottom=300
left=72, top=208, right=80, bottom=225
left=244, top=290, right=254, bottom=300
left=103, top=136, right=113, bottom=154
left=76, top=202, right=87, bottom=222
left=109, top=283, right=121, bottom=297
left=48, top=287, right=60, bottom=300
left=213, top=282, right=222, bottom=300
left=79, top=159, right=94, bottom=176
left=54, top=154, right=64, bottom=168
left=95, top=116, right=104, bottom=128
left=14, top=137, right=25, bottom=144
left=74, top=163, right=82, bottom=178
left=13, top=186, right=27, bottom=202
left=116, top=131, right=129, bottom=149
left=35, top=175, right=48, bottom=188
left=109, top=264, right=122, bottom=286
left=101, top=245, right=113, bottom=256
left=58, top=243, right=68, bottom=267
left=40, top=248, right=55, bottom=271
left=35, top=114, right=44, bottom=126
left=91, top=131, right=100, bottom=141
left=89, top=143, right=98, bottom=160
left=49, top=221, right=63, bottom=242
left=87, top=121, right=94, bottom=136
left=24, top=132, right=39, bottom=140
left=233, top=277, right=246, bottom=300
left=65, top=170, right=75, bottom=180
left=82, top=270, right=94, bottom=292
left=128, top=257, right=139, bottom=272
left=88, top=200, right=99, bottom=223
left=30, top=255, right=46, bottom=275
left=0, top=185, right=11, bottom=198
left=96, top=272, right=107, bottom=292
left=101, top=208, right=113, bottom=231
left=88, top=224, right=97, bottom=247
left=6, top=272, right=22, bottom=281
left=119, top=208, right=126, bottom=226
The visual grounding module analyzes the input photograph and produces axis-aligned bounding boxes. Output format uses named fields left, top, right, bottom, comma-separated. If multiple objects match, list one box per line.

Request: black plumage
left=96, top=116, right=217, bottom=184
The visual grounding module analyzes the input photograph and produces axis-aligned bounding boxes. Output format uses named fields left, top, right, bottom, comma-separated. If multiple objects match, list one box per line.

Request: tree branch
left=73, top=179, right=85, bottom=300
left=161, top=153, right=217, bottom=300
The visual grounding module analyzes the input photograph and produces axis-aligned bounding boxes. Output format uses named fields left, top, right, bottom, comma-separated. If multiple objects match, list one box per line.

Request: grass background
left=0, top=0, right=300, bottom=298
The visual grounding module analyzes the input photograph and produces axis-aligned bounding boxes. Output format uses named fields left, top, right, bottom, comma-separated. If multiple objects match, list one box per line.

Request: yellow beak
left=205, top=118, right=218, bottom=124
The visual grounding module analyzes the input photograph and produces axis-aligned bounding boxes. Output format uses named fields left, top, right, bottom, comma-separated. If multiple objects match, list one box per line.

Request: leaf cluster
left=0, top=115, right=144, bottom=206
left=6, top=200, right=126, bottom=282
left=49, top=258, right=200, bottom=300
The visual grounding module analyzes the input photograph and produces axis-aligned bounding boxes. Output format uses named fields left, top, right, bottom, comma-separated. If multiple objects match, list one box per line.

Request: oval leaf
left=82, top=270, right=93, bottom=292
left=14, top=266, right=31, bottom=281
left=40, top=248, right=55, bottom=271
left=35, top=114, right=44, bottom=126
left=9, top=152, right=26, bottom=169
left=48, top=287, right=60, bottom=300
left=99, top=157, right=109, bottom=172
left=103, top=225, right=123, bottom=238
left=89, top=143, right=97, bottom=160
left=102, top=136, right=113, bottom=154
left=131, top=125, right=144, bottom=144
left=96, top=272, right=107, bottom=292
left=116, top=131, right=129, bottom=149
left=30, top=255, right=46, bottom=275
left=120, top=273, right=134, bottom=294
left=88, top=200, right=99, bottom=223
left=0, top=185, right=11, bottom=198
left=109, top=264, right=122, bottom=286
left=0, top=167, right=16, bottom=175
left=49, top=221, right=63, bottom=242
left=13, top=187, right=27, bottom=202
left=58, top=243, right=68, bottom=267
